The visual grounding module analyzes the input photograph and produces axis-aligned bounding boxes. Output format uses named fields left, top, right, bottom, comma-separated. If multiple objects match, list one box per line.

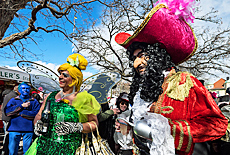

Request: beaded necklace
left=56, top=86, right=75, bottom=102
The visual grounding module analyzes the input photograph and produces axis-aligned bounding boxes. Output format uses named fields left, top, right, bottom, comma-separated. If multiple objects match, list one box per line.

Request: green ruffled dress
left=26, top=91, right=101, bottom=155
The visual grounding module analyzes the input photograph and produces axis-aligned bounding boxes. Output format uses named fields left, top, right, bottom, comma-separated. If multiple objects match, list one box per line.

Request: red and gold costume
left=114, top=0, right=228, bottom=154
left=153, top=69, right=228, bottom=155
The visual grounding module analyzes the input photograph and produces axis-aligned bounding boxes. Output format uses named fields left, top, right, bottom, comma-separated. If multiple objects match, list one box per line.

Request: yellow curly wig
left=58, top=53, right=88, bottom=92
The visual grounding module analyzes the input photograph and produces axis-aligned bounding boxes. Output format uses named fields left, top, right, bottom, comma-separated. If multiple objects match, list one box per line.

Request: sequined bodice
left=36, top=91, right=81, bottom=155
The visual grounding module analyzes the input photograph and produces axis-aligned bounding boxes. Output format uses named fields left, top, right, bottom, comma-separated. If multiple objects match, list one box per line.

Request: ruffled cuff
left=145, top=113, right=175, bottom=155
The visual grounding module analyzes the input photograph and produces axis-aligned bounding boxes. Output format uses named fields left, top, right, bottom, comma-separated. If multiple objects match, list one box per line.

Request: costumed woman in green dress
left=26, top=53, right=101, bottom=155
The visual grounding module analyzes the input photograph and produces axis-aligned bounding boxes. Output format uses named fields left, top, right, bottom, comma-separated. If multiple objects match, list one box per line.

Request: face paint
left=59, top=70, right=73, bottom=89
left=19, top=84, right=31, bottom=98
left=59, top=72, right=70, bottom=78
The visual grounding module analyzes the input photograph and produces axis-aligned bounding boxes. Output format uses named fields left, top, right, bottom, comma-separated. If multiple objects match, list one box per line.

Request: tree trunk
left=0, top=0, right=29, bottom=40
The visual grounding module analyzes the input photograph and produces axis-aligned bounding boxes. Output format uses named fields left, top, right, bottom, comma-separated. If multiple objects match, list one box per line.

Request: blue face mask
left=19, top=84, right=31, bottom=100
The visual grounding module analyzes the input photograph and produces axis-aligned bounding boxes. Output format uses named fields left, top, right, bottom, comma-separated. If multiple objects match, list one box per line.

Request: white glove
left=34, top=120, right=44, bottom=136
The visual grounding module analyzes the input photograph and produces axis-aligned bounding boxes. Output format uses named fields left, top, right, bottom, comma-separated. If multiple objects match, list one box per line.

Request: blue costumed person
left=5, top=82, right=40, bottom=155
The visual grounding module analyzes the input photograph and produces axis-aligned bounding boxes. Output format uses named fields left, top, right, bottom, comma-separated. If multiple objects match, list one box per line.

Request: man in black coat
left=1, top=85, right=19, bottom=155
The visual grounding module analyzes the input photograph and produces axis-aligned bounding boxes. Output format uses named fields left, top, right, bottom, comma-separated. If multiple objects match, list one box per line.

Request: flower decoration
left=55, top=98, right=70, bottom=104
left=154, top=0, right=196, bottom=23
left=62, top=99, right=70, bottom=104
left=38, top=87, right=43, bottom=92
left=68, top=56, right=79, bottom=67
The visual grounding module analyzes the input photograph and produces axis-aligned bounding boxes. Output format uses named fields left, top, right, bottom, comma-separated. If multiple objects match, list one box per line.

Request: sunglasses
left=120, top=102, right=128, bottom=105
left=59, top=72, right=70, bottom=78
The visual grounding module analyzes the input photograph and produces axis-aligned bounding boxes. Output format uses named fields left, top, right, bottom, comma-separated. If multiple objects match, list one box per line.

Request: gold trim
left=168, top=118, right=176, bottom=139
left=175, top=120, right=184, bottom=150
left=176, top=21, right=198, bottom=65
left=120, top=4, right=167, bottom=46
left=166, top=72, right=194, bottom=101
left=161, top=106, right=174, bottom=114
left=120, top=4, right=198, bottom=65
left=88, top=90, right=102, bottom=98
left=155, top=77, right=169, bottom=114
left=155, top=93, right=164, bottom=114
left=182, top=120, right=193, bottom=153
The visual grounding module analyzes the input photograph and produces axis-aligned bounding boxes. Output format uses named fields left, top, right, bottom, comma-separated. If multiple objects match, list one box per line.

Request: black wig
left=127, top=42, right=176, bottom=105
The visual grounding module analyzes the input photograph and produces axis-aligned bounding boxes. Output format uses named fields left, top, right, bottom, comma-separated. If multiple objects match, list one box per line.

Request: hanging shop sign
left=0, top=67, right=29, bottom=82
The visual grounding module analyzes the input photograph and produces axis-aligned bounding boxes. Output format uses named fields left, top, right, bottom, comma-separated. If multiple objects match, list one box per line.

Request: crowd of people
left=1, top=0, right=230, bottom=155
left=0, top=65, right=229, bottom=155
left=0, top=55, right=230, bottom=155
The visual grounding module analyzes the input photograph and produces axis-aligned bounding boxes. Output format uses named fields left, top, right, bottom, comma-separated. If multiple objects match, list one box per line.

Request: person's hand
left=54, top=122, right=83, bottom=136
left=111, top=108, right=120, bottom=115
left=115, top=120, right=121, bottom=132
left=22, top=101, right=30, bottom=108
left=148, top=102, right=156, bottom=113
left=34, top=120, right=43, bottom=136
left=115, top=119, right=131, bottom=134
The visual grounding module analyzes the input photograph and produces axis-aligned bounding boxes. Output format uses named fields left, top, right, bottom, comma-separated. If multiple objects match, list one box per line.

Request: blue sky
left=0, top=1, right=104, bottom=78
left=1, top=0, right=230, bottom=81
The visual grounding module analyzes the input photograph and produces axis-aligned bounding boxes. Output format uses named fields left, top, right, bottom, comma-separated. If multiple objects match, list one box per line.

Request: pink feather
left=154, top=0, right=196, bottom=23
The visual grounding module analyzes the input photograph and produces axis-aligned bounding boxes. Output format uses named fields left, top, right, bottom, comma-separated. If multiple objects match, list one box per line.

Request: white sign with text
left=0, top=67, right=29, bottom=82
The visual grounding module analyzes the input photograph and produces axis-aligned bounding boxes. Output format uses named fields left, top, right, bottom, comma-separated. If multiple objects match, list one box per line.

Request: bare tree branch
left=73, top=0, right=230, bottom=82
left=0, top=0, right=114, bottom=59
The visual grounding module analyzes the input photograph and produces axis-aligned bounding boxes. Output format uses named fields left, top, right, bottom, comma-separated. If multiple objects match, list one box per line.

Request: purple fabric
left=121, top=7, right=196, bottom=64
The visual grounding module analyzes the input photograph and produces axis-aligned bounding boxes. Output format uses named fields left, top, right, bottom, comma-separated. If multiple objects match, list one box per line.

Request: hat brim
left=115, top=4, right=198, bottom=65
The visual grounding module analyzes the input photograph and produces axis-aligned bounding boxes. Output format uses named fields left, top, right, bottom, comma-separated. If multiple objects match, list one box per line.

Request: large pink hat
left=115, top=1, right=197, bottom=65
